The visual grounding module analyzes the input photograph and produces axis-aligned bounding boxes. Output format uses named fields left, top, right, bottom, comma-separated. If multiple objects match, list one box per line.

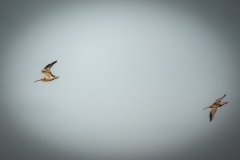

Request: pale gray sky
left=0, top=1, right=240, bottom=160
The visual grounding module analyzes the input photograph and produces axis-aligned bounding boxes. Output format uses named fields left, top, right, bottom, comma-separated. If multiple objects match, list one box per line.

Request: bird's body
left=203, top=94, right=228, bottom=121
left=34, top=60, right=59, bottom=83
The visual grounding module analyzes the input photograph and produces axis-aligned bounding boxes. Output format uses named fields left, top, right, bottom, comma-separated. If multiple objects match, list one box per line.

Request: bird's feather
left=210, top=107, right=218, bottom=121
left=44, top=60, right=57, bottom=69
left=41, top=60, right=57, bottom=76
left=216, top=94, right=226, bottom=102
left=218, top=102, right=228, bottom=107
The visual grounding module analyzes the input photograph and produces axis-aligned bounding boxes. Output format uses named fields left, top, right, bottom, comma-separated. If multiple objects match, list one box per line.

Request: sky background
left=0, top=1, right=240, bottom=160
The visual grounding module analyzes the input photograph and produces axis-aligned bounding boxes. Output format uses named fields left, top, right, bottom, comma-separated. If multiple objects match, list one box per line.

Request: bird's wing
left=44, top=60, right=57, bottom=69
left=41, top=61, right=57, bottom=75
left=218, top=102, right=228, bottom=107
left=216, top=94, right=226, bottom=102
left=42, top=61, right=57, bottom=72
left=42, top=72, right=52, bottom=78
left=210, top=106, right=218, bottom=121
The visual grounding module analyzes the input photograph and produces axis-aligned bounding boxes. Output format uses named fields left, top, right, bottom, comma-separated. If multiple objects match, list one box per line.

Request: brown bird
left=34, top=60, right=59, bottom=83
left=203, top=94, right=228, bottom=121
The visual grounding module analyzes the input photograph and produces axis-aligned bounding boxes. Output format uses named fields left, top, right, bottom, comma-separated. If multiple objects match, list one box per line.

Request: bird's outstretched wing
left=43, top=60, right=57, bottom=71
left=41, top=60, right=57, bottom=76
left=210, top=107, right=218, bottom=121
left=216, top=94, right=226, bottom=102
left=218, top=102, right=228, bottom=107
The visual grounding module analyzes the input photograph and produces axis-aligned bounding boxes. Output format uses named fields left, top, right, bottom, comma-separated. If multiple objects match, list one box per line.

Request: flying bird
left=34, top=60, right=59, bottom=83
left=203, top=94, right=228, bottom=121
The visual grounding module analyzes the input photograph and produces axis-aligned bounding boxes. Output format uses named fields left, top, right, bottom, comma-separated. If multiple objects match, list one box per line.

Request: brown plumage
left=34, top=60, right=59, bottom=83
left=203, top=94, right=228, bottom=121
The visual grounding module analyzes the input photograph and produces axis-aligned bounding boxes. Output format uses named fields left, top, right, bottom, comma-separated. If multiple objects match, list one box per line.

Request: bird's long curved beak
left=203, top=107, right=208, bottom=110
left=34, top=80, right=41, bottom=83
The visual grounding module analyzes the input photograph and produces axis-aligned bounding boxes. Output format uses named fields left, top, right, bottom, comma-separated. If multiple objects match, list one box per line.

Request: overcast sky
left=0, top=1, right=240, bottom=160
